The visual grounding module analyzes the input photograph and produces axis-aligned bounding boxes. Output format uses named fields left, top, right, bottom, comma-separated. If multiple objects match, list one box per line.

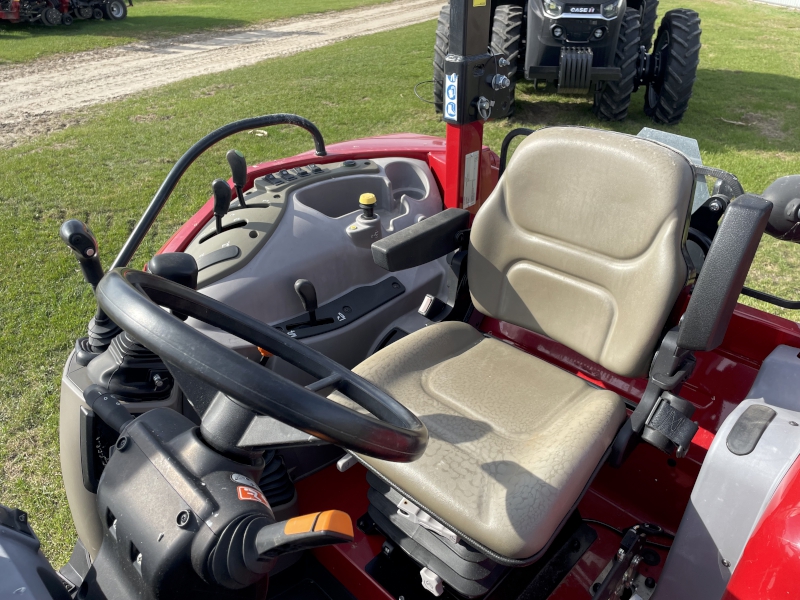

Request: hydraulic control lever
left=60, top=220, right=104, bottom=290
left=212, top=178, right=232, bottom=235
left=294, top=279, right=318, bottom=325
left=60, top=220, right=121, bottom=360
left=211, top=510, right=354, bottom=589
left=226, top=149, right=248, bottom=208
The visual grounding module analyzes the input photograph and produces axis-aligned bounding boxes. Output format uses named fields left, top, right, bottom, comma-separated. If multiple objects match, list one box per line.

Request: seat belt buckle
left=641, top=392, right=698, bottom=458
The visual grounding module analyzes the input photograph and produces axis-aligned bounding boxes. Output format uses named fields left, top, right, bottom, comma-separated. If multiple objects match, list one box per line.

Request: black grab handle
left=111, top=114, right=326, bottom=270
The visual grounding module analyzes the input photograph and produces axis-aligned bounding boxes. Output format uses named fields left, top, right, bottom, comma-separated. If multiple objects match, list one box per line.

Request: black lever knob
left=294, top=279, right=318, bottom=324
left=147, top=253, right=198, bottom=290
left=212, top=179, right=232, bottom=234
left=60, top=219, right=104, bottom=289
left=226, top=149, right=248, bottom=208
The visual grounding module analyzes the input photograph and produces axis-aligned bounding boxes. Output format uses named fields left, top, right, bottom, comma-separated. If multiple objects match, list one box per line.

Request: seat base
left=364, top=470, right=600, bottom=599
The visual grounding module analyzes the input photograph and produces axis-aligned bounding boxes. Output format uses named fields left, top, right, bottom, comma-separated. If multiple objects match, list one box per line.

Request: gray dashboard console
left=184, top=160, right=382, bottom=287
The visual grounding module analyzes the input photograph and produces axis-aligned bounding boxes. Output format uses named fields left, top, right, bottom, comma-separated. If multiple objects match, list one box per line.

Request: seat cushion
left=469, top=127, right=694, bottom=377
left=336, top=321, right=626, bottom=559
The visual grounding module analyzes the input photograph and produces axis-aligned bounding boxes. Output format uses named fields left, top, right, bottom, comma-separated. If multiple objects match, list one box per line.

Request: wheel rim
left=110, top=2, right=124, bottom=17
left=647, top=29, right=670, bottom=108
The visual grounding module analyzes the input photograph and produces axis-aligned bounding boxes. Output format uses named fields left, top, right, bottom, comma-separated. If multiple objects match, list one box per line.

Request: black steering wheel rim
left=95, top=267, right=428, bottom=462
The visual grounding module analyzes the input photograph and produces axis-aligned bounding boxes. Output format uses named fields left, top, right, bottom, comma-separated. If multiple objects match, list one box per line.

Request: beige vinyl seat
left=339, top=127, right=696, bottom=561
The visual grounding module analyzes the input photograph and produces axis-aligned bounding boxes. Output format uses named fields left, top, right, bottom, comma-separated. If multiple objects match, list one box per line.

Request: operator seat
left=335, top=127, right=695, bottom=571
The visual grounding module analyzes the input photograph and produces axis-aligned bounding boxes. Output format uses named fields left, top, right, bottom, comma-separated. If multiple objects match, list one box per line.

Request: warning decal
left=237, top=485, right=270, bottom=508
left=444, top=73, right=458, bottom=121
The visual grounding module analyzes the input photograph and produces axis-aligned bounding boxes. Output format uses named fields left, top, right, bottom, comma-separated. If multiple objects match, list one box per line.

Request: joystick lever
left=226, top=149, right=248, bottom=208
left=59, top=219, right=121, bottom=358
left=60, top=219, right=104, bottom=290
left=294, top=279, right=318, bottom=325
left=212, top=179, right=232, bottom=235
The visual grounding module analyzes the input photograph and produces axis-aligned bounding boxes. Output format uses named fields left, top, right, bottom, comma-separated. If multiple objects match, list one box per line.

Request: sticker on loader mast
left=445, top=73, right=458, bottom=120
left=473, top=0, right=487, bottom=6
left=463, top=151, right=479, bottom=209
left=237, top=485, right=270, bottom=508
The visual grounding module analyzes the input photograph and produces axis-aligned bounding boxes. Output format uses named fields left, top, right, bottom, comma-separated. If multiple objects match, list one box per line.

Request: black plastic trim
left=677, top=194, right=772, bottom=352
left=726, top=404, right=776, bottom=456
left=371, top=209, right=470, bottom=272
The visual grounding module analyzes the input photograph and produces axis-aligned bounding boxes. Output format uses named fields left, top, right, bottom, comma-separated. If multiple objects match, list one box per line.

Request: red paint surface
left=443, top=122, right=484, bottom=211
left=722, top=456, right=800, bottom=600
left=295, top=463, right=392, bottom=600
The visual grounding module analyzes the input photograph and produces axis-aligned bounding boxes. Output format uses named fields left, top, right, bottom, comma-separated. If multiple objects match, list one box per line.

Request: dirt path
left=0, top=0, right=442, bottom=149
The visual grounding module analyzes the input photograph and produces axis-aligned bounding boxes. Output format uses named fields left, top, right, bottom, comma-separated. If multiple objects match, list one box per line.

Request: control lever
left=147, top=253, right=199, bottom=321
left=60, top=219, right=104, bottom=290
left=83, top=384, right=134, bottom=434
left=60, top=219, right=122, bottom=358
left=212, top=179, right=232, bottom=235
left=226, top=149, right=248, bottom=208
left=294, top=279, right=318, bottom=325
left=212, top=510, right=354, bottom=588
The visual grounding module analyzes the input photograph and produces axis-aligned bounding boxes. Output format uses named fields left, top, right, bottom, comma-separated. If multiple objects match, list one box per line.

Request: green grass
left=0, top=0, right=392, bottom=64
left=0, top=0, right=799, bottom=567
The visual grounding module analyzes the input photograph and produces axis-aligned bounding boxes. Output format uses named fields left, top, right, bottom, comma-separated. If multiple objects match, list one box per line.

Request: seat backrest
left=469, top=127, right=695, bottom=378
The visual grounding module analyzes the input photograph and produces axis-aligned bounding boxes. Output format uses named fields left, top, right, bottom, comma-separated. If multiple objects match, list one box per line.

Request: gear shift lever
left=212, top=179, right=232, bottom=235
left=226, top=149, right=248, bottom=208
left=294, top=279, right=318, bottom=325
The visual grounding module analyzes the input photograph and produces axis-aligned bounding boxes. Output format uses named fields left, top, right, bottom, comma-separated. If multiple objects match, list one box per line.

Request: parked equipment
left=434, top=0, right=701, bottom=123
left=0, top=0, right=128, bottom=25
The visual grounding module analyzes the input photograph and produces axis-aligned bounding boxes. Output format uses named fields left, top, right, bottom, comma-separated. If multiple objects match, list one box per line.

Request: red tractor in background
left=0, top=0, right=128, bottom=26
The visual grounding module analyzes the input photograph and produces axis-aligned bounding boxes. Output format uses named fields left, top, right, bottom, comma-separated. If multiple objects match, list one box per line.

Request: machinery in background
left=434, top=0, right=701, bottom=124
left=0, top=0, right=128, bottom=26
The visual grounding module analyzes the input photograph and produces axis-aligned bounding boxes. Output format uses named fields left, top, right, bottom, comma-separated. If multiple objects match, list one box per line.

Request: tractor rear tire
left=592, top=8, right=641, bottom=121
left=639, top=0, right=659, bottom=51
left=490, top=4, right=523, bottom=115
left=433, top=4, right=450, bottom=114
left=644, top=9, right=701, bottom=125
left=103, top=0, right=127, bottom=20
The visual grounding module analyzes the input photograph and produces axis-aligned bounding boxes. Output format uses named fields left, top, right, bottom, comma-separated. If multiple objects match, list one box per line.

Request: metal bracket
left=396, top=497, right=460, bottom=545
left=590, top=526, right=655, bottom=600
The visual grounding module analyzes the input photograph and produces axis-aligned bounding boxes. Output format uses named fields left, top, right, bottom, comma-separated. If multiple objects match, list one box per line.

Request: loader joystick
left=226, top=149, right=248, bottom=208
left=59, top=219, right=121, bottom=360
left=60, top=219, right=104, bottom=290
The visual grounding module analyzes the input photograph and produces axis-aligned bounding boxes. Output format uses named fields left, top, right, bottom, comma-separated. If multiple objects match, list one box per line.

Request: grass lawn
left=0, top=0, right=798, bottom=566
left=0, top=0, right=393, bottom=64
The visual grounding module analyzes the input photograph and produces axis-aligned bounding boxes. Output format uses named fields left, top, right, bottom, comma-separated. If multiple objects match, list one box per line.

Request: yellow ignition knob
left=359, top=193, right=377, bottom=205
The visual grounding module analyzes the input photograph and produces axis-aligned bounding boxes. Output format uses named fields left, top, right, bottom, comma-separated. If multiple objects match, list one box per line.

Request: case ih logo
left=568, top=5, right=597, bottom=12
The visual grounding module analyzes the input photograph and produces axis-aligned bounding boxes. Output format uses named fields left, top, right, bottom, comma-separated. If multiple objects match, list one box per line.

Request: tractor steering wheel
left=95, top=267, right=428, bottom=462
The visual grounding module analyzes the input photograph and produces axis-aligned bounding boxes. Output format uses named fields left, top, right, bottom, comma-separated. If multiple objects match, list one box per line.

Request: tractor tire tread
left=639, top=0, right=659, bottom=51
left=593, top=8, right=641, bottom=121
left=433, top=4, right=450, bottom=113
left=645, top=8, right=701, bottom=125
